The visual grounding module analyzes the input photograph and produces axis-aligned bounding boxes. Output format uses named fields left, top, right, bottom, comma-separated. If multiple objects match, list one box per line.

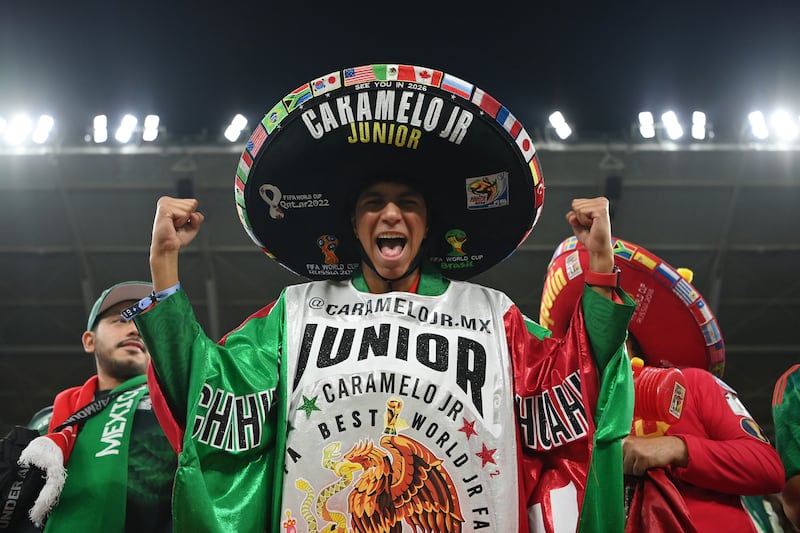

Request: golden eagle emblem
left=334, top=398, right=465, bottom=532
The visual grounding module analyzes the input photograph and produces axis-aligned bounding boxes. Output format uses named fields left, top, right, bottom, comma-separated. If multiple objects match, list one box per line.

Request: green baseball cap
left=87, top=281, right=152, bottom=330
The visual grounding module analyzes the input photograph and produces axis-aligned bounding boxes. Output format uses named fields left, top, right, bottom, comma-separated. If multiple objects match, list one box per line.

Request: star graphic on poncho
left=297, top=395, right=321, bottom=418
left=458, top=418, right=478, bottom=440
left=476, top=443, right=497, bottom=467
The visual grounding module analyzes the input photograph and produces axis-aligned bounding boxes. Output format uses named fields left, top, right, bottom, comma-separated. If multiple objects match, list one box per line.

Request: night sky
left=2, top=0, right=799, bottom=143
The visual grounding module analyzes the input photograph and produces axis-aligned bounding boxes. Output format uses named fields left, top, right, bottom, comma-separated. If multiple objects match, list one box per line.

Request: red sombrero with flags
left=233, top=63, right=545, bottom=281
left=540, top=236, right=725, bottom=376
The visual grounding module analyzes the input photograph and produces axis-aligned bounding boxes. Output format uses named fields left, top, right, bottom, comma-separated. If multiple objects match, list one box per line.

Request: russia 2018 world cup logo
left=318, top=234, right=339, bottom=264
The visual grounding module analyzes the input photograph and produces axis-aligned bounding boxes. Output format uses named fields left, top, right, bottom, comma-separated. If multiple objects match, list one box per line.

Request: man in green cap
left=18, top=281, right=176, bottom=532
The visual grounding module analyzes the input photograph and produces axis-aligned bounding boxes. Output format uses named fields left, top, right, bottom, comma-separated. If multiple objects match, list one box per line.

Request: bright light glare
left=142, top=114, right=160, bottom=142
left=692, top=111, right=706, bottom=126
left=231, top=114, right=247, bottom=130
left=31, top=115, right=55, bottom=144
left=638, top=112, right=655, bottom=138
left=115, top=114, right=138, bottom=143
left=144, top=115, right=159, bottom=129
left=748, top=111, right=768, bottom=140
left=770, top=110, right=799, bottom=141
left=555, top=123, right=572, bottom=140
left=93, top=115, right=108, bottom=143
left=120, top=114, right=137, bottom=130
left=0, top=117, right=6, bottom=134
left=548, top=111, right=566, bottom=128
left=661, top=111, right=684, bottom=140
left=691, top=111, right=706, bottom=140
left=224, top=125, right=242, bottom=142
left=115, top=129, right=133, bottom=143
left=548, top=111, right=572, bottom=139
left=224, top=114, right=248, bottom=142
left=4, top=115, right=33, bottom=145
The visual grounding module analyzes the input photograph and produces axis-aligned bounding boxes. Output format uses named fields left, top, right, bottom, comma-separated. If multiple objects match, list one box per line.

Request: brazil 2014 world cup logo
left=445, top=229, right=468, bottom=256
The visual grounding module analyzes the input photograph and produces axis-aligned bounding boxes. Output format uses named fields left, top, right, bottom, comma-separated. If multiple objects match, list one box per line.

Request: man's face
left=83, top=301, right=149, bottom=383
left=353, top=181, right=428, bottom=280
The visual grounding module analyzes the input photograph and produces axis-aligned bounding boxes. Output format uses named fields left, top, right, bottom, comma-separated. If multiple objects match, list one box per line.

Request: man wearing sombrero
left=127, top=64, right=635, bottom=533
left=542, top=236, right=784, bottom=532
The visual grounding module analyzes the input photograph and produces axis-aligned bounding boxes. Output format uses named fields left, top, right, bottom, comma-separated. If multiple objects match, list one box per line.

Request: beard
left=95, top=348, right=148, bottom=382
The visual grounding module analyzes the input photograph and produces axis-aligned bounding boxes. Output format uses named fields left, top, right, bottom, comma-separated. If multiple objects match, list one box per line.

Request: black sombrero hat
left=234, top=63, right=545, bottom=281
left=540, top=236, right=726, bottom=376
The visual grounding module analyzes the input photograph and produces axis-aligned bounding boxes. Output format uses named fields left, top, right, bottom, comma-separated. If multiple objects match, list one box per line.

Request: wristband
left=121, top=282, right=181, bottom=320
left=153, top=282, right=181, bottom=302
left=584, top=265, right=621, bottom=289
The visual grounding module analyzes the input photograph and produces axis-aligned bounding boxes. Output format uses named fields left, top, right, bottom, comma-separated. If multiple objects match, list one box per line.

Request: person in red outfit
left=541, top=235, right=785, bottom=533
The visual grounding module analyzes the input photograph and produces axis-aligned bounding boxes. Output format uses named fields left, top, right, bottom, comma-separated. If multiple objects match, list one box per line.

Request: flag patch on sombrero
left=283, top=84, right=313, bottom=113
left=234, top=63, right=545, bottom=281
left=311, top=71, right=342, bottom=96
left=246, top=125, right=267, bottom=158
left=541, top=236, right=726, bottom=376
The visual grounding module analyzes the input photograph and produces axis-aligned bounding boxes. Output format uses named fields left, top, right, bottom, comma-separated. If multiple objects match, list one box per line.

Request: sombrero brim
left=234, top=63, right=544, bottom=281
left=540, top=236, right=725, bottom=376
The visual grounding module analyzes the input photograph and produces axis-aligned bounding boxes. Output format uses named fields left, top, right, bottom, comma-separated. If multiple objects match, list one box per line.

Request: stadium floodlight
left=93, top=114, right=108, bottom=143
left=224, top=113, right=248, bottom=142
left=748, top=111, right=769, bottom=140
left=638, top=111, right=656, bottom=139
left=548, top=111, right=572, bottom=140
left=770, top=110, right=798, bottom=141
left=691, top=111, right=706, bottom=140
left=142, top=114, right=160, bottom=142
left=3, top=114, right=33, bottom=145
left=661, top=111, right=683, bottom=140
left=115, top=114, right=138, bottom=143
left=223, top=126, right=239, bottom=142
left=231, top=114, right=247, bottom=130
left=31, top=115, right=55, bottom=144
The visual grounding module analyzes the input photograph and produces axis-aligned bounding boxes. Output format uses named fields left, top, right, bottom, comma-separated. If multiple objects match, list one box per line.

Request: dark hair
left=346, top=175, right=433, bottom=224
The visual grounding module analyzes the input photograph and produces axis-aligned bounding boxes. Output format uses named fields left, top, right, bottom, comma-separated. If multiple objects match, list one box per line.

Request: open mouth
left=376, top=233, right=407, bottom=258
